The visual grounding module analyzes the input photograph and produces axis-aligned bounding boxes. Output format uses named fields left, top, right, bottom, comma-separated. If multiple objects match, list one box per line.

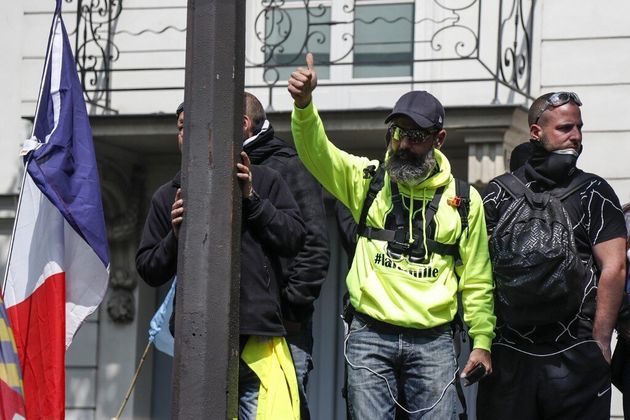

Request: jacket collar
left=243, top=119, right=272, bottom=149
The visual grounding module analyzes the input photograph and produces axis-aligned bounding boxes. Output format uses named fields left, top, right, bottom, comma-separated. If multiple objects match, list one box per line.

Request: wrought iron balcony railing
left=66, top=0, right=536, bottom=115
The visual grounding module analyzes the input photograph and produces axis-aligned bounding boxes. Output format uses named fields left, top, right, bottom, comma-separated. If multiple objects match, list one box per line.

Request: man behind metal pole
left=242, top=91, right=330, bottom=419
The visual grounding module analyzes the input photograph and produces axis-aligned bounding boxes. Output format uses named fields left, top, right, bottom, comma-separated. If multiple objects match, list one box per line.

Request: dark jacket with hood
left=136, top=166, right=306, bottom=336
left=244, top=122, right=330, bottom=326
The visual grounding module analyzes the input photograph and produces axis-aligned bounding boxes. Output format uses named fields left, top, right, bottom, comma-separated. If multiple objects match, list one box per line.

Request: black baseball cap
left=176, top=102, right=184, bottom=117
left=385, top=91, right=445, bottom=130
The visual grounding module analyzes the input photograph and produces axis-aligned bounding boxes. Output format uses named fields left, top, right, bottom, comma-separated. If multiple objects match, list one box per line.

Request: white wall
left=0, top=0, right=27, bottom=195
left=535, top=0, right=630, bottom=203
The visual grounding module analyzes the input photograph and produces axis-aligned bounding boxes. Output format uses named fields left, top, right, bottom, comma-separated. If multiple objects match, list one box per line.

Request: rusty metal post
left=172, top=0, right=245, bottom=418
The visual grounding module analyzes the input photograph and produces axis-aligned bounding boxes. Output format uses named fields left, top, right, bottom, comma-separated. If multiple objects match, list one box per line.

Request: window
left=264, top=4, right=331, bottom=82
left=353, top=3, right=414, bottom=78
left=259, top=1, right=415, bottom=82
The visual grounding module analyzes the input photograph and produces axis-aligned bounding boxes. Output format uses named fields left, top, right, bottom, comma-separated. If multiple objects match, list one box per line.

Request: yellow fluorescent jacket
left=291, top=102, right=496, bottom=351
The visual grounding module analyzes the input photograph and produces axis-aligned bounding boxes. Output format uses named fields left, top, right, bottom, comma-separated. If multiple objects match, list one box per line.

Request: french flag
left=2, top=0, right=109, bottom=417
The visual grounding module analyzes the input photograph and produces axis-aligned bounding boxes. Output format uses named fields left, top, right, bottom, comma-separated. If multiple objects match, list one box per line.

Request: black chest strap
left=357, top=165, right=386, bottom=237
left=356, top=166, right=470, bottom=261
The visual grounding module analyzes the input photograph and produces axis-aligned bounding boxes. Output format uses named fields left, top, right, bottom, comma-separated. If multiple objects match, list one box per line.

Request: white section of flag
left=4, top=175, right=108, bottom=347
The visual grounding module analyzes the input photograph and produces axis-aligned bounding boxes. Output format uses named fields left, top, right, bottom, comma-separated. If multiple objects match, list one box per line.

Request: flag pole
left=1, top=12, right=62, bottom=296
left=29, top=11, right=62, bottom=141
left=114, top=340, right=153, bottom=420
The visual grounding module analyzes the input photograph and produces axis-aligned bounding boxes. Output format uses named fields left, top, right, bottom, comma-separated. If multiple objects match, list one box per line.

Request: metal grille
left=68, top=0, right=536, bottom=114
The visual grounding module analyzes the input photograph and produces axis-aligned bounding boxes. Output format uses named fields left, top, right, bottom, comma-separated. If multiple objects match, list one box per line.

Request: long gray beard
left=385, top=148, right=437, bottom=184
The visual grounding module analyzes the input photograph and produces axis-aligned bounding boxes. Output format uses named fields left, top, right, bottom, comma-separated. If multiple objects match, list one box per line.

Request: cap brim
left=384, top=111, right=437, bottom=129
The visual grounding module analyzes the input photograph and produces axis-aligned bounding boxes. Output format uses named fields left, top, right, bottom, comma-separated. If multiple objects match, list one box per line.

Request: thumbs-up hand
left=288, top=52, right=318, bottom=109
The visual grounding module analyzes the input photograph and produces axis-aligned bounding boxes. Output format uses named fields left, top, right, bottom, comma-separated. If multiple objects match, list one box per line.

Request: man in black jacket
left=242, top=92, right=330, bottom=418
left=136, top=104, right=307, bottom=417
left=135, top=103, right=186, bottom=293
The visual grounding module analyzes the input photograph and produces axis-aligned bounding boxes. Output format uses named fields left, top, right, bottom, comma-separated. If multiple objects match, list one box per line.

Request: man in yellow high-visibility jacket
left=287, top=54, right=496, bottom=419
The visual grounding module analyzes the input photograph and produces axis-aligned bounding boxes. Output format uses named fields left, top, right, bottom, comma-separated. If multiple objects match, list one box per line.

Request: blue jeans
left=287, top=329, right=314, bottom=420
left=238, top=357, right=260, bottom=419
left=345, top=313, right=458, bottom=420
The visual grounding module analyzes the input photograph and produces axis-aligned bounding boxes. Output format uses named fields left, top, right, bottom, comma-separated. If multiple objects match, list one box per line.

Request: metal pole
left=172, top=0, right=245, bottom=418
left=492, top=0, right=504, bottom=104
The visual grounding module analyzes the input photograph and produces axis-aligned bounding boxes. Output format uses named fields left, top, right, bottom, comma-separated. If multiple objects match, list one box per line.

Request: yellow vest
left=241, top=336, right=300, bottom=420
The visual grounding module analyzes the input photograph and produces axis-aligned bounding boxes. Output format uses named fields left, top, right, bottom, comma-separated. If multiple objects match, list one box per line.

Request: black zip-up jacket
left=244, top=123, right=330, bottom=325
left=135, top=166, right=306, bottom=336
left=135, top=172, right=181, bottom=287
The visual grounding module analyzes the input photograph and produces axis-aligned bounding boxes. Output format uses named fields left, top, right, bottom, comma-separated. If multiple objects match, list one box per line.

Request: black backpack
left=489, top=172, right=594, bottom=326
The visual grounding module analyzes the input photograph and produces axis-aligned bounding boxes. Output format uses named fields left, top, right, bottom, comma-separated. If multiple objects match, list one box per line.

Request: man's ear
left=530, top=124, right=542, bottom=141
left=243, top=115, right=252, bottom=137
left=434, top=129, right=446, bottom=150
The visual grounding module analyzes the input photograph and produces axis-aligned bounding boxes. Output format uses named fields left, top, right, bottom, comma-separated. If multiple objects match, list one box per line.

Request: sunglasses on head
left=389, top=124, right=436, bottom=145
left=533, top=92, right=582, bottom=124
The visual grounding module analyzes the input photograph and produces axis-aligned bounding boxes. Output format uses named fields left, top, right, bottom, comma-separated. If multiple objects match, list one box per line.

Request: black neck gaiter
left=524, top=141, right=580, bottom=188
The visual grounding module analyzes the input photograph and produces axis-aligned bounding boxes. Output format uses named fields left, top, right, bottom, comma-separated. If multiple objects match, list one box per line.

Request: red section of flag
left=8, top=273, right=66, bottom=419
left=0, top=379, right=25, bottom=419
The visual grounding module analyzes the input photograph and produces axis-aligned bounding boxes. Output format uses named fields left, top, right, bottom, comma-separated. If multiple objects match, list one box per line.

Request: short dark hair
left=527, top=93, right=556, bottom=126
left=176, top=102, right=184, bottom=117
left=244, top=92, right=266, bottom=131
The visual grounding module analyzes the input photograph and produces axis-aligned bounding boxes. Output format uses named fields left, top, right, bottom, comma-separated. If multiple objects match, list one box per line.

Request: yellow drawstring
left=422, top=187, right=428, bottom=258
left=408, top=188, right=415, bottom=245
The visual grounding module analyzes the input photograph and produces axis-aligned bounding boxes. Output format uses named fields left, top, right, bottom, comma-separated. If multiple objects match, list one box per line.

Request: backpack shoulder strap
left=424, top=178, right=468, bottom=233
left=421, top=185, right=446, bottom=233
left=454, top=178, right=470, bottom=232
left=425, top=178, right=471, bottom=264
left=492, top=173, right=528, bottom=200
left=357, top=164, right=386, bottom=237
left=555, top=171, right=596, bottom=201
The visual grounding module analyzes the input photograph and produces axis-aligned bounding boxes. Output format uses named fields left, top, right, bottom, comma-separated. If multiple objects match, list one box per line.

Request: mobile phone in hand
left=463, top=363, right=486, bottom=386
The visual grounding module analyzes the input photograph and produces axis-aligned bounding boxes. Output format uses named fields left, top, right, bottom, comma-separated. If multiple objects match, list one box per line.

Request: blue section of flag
left=0, top=341, right=19, bottom=367
left=26, top=12, right=109, bottom=267
left=149, top=279, right=176, bottom=357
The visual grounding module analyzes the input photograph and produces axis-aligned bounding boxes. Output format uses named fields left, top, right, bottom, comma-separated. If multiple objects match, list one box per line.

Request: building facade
left=1, top=0, right=629, bottom=418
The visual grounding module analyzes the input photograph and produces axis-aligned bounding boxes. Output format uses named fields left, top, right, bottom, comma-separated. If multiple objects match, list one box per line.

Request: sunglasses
left=389, top=125, right=436, bottom=145
left=533, top=92, right=582, bottom=124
